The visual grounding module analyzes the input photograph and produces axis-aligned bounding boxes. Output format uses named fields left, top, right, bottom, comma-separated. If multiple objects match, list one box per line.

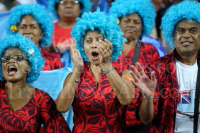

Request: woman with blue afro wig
left=110, top=0, right=160, bottom=132
left=56, top=9, right=135, bottom=133
left=48, top=0, right=92, bottom=55
left=7, top=4, right=63, bottom=71
left=0, top=34, right=71, bottom=132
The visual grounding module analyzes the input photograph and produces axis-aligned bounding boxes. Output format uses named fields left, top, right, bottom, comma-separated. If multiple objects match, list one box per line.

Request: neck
left=59, top=18, right=77, bottom=29
left=175, top=50, right=198, bottom=65
left=90, top=64, right=101, bottom=83
left=124, top=39, right=138, bottom=48
left=6, top=80, right=27, bottom=98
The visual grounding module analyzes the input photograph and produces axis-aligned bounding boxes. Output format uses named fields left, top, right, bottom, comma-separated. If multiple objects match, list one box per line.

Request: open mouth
left=181, top=41, right=192, bottom=46
left=8, top=65, right=18, bottom=76
left=91, top=52, right=99, bottom=61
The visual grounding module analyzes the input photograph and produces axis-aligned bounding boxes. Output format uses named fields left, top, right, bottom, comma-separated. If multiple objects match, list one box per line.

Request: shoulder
left=140, top=42, right=159, bottom=52
left=34, top=88, right=53, bottom=103
left=41, top=48, right=61, bottom=59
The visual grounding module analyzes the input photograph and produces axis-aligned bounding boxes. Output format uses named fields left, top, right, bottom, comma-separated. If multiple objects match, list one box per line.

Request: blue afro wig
left=7, top=4, right=54, bottom=47
left=48, top=0, right=92, bottom=20
left=0, top=34, right=45, bottom=84
left=161, top=0, right=200, bottom=49
left=109, top=0, right=156, bottom=37
left=71, top=9, right=126, bottom=62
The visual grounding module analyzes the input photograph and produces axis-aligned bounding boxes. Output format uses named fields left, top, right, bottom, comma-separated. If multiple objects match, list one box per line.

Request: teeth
left=9, top=66, right=16, bottom=68
left=183, top=42, right=190, bottom=44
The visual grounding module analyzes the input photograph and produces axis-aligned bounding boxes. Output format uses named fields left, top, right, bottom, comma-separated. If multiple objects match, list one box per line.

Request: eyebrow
left=84, top=36, right=104, bottom=40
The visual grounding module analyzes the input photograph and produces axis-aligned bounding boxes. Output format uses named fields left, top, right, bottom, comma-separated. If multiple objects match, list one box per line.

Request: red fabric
left=0, top=88, right=71, bottom=133
left=143, top=49, right=200, bottom=133
left=113, top=42, right=160, bottom=126
left=72, top=61, right=129, bottom=133
left=53, top=21, right=72, bottom=46
left=41, top=48, right=63, bottom=71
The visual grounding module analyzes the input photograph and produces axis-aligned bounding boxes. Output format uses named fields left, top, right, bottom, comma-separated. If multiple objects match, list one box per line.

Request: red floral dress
left=72, top=61, right=129, bottom=133
left=0, top=87, right=71, bottom=133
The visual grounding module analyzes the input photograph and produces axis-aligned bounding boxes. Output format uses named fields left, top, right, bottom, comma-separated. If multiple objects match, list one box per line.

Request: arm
left=130, top=63, right=157, bottom=124
left=56, top=39, right=84, bottom=113
left=40, top=93, right=71, bottom=133
left=98, top=39, right=135, bottom=105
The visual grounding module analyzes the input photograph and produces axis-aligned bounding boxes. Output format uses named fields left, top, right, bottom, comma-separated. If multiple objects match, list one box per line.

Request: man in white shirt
left=128, top=1, right=200, bottom=133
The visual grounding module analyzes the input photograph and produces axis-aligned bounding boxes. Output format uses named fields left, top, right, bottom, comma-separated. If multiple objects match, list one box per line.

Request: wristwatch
left=102, top=66, right=115, bottom=74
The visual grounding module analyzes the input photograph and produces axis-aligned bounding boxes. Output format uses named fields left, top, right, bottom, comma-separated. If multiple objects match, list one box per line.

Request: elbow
left=139, top=112, right=154, bottom=124
left=119, top=98, right=132, bottom=106
left=56, top=101, right=70, bottom=113
left=56, top=105, right=70, bottom=113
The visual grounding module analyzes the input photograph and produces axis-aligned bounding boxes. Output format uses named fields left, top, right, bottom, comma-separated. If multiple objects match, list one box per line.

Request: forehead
left=20, top=15, right=38, bottom=25
left=85, top=30, right=104, bottom=38
left=122, top=13, right=141, bottom=20
left=176, top=19, right=199, bottom=28
left=3, top=47, right=25, bottom=56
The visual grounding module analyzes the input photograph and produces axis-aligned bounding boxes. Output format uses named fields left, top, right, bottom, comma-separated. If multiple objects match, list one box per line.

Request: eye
left=14, top=56, right=23, bottom=61
left=177, top=29, right=184, bottom=34
left=85, top=39, right=92, bottom=43
left=123, top=19, right=129, bottom=23
left=20, top=26, right=25, bottom=29
left=190, top=28, right=197, bottom=33
left=1, top=57, right=9, bottom=63
left=135, top=21, right=141, bottom=25
left=97, top=38, right=104, bottom=42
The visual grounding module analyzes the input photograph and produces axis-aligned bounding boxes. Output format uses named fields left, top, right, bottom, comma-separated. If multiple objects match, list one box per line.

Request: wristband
left=102, top=66, right=115, bottom=74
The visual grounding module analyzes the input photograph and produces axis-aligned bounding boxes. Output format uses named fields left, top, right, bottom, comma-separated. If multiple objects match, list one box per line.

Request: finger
left=97, top=40, right=106, bottom=52
left=130, top=70, right=139, bottom=83
left=151, top=71, right=156, bottom=82
left=131, top=65, right=141, bottom=79
left=104, top=39, right=113, bottom=49
left=137, top=62, right=145, bottom=76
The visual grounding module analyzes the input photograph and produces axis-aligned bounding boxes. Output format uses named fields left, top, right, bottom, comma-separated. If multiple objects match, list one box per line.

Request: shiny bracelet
left=102, top=66, right=115, bottom=74
left=74, top=78, right=80, bottom=83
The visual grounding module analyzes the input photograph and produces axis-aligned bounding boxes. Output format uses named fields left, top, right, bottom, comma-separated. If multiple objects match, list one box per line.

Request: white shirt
left=174, top=59, right=200, bottom=133
left=16, top=0, right=37, bottom=5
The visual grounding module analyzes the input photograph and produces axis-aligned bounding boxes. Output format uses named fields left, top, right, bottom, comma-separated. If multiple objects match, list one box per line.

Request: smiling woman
left=0, top=34, right=71, bottom=133
left=6, top=4, right=63, bottom=70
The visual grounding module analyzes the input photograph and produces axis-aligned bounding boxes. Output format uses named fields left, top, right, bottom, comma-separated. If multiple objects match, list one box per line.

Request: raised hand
left=70, top=38, right=84, bottom=71
left=97, top=39, right=113, bottom=69
left=130, top=62, right=156, bottom=98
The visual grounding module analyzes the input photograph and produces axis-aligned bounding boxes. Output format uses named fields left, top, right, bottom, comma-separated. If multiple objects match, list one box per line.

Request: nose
left=91, top=40, right=98, bottom=49
left=7, top=57, right=16, bottom=63
left=183, top=31, right=191, bottom=39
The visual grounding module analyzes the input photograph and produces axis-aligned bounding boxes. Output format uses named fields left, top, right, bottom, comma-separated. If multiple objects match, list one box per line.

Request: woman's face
left=17, top=15, right=43, bottom=45
left=84, top=31, right=104, bottom=65
left=1, top=47, right=30, bottom=83
left=58, top=0, right=81, bottom=20
left=120, top=13, right=142, bottom=42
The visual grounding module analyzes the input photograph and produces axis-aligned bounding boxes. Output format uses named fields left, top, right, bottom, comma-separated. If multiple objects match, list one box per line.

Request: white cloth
left=0, top=3, right=6, bottom=10
left=16, top=0, right=37, bottom=5
left=174, top=59, right=200, bottom=133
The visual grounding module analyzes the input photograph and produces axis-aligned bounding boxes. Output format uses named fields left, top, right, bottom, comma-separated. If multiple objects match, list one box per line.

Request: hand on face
left=70, top=38, right=84, bottom=71
left=97, top=39, right=113, bottom=69
left=129, top=62, right=156, bottom=98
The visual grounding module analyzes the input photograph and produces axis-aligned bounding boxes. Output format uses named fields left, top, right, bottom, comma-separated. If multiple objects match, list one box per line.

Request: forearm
left=56, top=69, right=81, bottom=112
left=139, top=97, right=154, bottom=124
left=106, top=69, right=133, bottom=105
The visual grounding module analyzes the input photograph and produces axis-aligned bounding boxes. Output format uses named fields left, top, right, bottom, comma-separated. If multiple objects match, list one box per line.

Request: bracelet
left=74, top=78, right=80, bottom=83
left=102, top=66, right=115, bottom=74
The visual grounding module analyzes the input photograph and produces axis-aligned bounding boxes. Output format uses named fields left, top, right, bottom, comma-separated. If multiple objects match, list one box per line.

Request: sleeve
left=39, top=93, right=71, bottom=133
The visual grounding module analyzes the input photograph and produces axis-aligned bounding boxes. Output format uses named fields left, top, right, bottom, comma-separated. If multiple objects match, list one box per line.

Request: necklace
left=8, top=87, right=27, bottom=105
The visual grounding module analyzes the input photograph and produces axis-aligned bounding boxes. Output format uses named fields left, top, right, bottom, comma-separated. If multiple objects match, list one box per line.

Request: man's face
left=174, top=19, right=200, bottom=56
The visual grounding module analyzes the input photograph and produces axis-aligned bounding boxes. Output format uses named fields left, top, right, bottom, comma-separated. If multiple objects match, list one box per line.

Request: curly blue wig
left=6, top=4, right=54, bottom=47
left=48, top=0, right=92, bottom=20
left=0, top=34, right=45, bottom=84
left=161, top=0, right=200, bottom=49
left=109, top=0, right=156, bottom=37
left=71, top=9, right=126, bottom=62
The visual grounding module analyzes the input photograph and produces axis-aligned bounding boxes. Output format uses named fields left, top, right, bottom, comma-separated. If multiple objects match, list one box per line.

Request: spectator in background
left=110, top=0, right=160, bottom=132
left=6, top=4, right=63, bottom=70
left=48, top=0, right=92, bottom=68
